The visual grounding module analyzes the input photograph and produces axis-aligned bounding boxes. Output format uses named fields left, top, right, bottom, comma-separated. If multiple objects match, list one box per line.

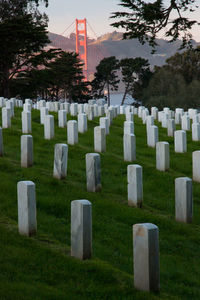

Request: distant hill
left=48, top=31, right=199, bottom=75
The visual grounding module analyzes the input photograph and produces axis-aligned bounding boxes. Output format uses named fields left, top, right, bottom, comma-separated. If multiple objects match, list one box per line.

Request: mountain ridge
left=48, top=31, right=199, bottom=76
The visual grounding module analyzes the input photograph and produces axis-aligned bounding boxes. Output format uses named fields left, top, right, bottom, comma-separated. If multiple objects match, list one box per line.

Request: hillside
left=48, top=31, right=199, bottom=73
left=1, top=106, right=200, bottom=298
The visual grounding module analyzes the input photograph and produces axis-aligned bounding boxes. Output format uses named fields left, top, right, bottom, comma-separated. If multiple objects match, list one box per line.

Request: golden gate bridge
left=52, top=19, right=109, bottom=81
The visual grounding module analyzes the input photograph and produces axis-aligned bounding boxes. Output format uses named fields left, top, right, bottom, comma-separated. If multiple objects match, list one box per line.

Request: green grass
left=0, top=107, right=200, bottom=299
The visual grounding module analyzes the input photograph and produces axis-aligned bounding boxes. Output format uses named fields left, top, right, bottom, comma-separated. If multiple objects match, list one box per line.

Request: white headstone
left=40, top=107, right=48, bottom=125
left=0, top=127, right=3, bottom=156
left=88, top=99, right=96, bottom=105
left=64, top=102, right=70, bottom=114
left=174, top=130, right=187, bottom=153
left=138, top=106, right=145, bottom=118
left=98, top=106, right=105, bottom=116
left=134, top=107, right=138, bottom=115
left=23, top=103, right=31, bottom=112
left=158, top=111, right=164, bottom=123
left=67, top=120, right=78, bottom=145
left=100, top=117, right=109, bottom=135
left=175, top=108, right=184, bottom=115
left=124, top=121, right=134, bottom=135
left=146, top=116, right=154, bottom=132
left=94, top=126, right=106, bottom=153
left=78, top=113, right=87, bottom=133
left=93, top=104, right=98, bottom=117
left=175, top=113, right=181, bottom=125
left=192, top=115, right=199, bottom=123
left=44, top=115, right=54, bottom=140
left=156, top=142, right=169, bottom=171
left=133, top=223, right=160, bottom=292
left=17, top=181, right=37, bottom=236
left=123, top=134, right=136, bottom=162
left=120, top=106, right=125, bottom=115
left=78, top=104, right=84, bottom=114
left=46, top=102, right=50, bottom=111
left=60, top=103, right=64, bottom=110
left=39, top=100, right=46, bottom=108
left=2, top=107, right=11, bottom=128
left=84, top=103, right=89, bottom=114
left=126, top=112, right=134, bottom=122
left=125, top=106, right=131, bottom=114
left=192, top=151, right=200, bottom=182
left=88, top=105, right=94, bottom=121
left=175, top=177, right=192, bottom=223
left=54, top=102, right=59, bottom=112
left=53, top=144, right=68, bottom=179
left=142, top=109, right=149, bottom=124
left=181, top=115, right=190, bottom=131
left=151, top=107, right=158, bottom=120
left=147, top=125, right=158, bottom=147
left=21, top=135, right=33, bottom=168
left=6, top=101, right=14, bottom=117
left=167, top=119, right=175, bottom=137
left=22, top=111, right=31, bottom=133
left=70, top=103, right=78, bottom=116
left=128, top=164, right=143, bottom=207
left=107, top=108, right=114, bottom=125
left=86, top=153, right=101, bottom=192
left=0, top=97, right=4, bottom=107
left=192, top=123, right=200, bottom=141
left=71, top=200, right=92, bottom=260
left=58, top=110, right=67, bottom=128
left=161, top=113, right=169, bottom=128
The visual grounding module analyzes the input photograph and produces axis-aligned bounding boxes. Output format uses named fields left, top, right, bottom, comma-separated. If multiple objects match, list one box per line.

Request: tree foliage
left=120, top=57, right=151, bottom=105
left=43, top=51, right=89, bottom=102
left=140, top=46, right=200, bottom=109
left=13, top=51, right=89, bottom=102
left=91, top=56, right=120, bottom=106
left=92, top=56, right=152, bottom=105
left=165, top=48, right=200, bottom=83
left=0, top=0, right=48, bottom=21
left=111, top=0, right=199, bottom=52
left=0, top=0, right=50, bottom=97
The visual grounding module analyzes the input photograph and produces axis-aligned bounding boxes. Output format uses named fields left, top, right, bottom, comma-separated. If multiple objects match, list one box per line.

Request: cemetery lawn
left=1, top=107, right=200, bottom=300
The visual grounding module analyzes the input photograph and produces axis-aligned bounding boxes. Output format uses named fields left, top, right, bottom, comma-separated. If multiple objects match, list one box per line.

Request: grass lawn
left=0, top=107, right=200, bottom=299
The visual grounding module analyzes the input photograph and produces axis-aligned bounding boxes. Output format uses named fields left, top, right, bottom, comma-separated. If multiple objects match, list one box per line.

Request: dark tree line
left=139, top=47, right=200, bottom=109
left=0, top=0, right=89, bottom=101
left=0, top=0, right=50, bottom=97
left=91, top=56, right=151, bottom=106
left=12, top=51, right=89, bottom=102
left=92, top=46, right=200, bottom=109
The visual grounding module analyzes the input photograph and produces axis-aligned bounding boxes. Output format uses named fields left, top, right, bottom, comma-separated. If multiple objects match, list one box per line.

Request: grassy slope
left=0, top=108, right=200, bottom=299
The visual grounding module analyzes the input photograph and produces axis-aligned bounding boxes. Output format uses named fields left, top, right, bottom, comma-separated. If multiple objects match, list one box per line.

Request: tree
left=45, top=51, right=89, bottom=102
left=11, top=60, right=56, bottom=100
left=0, top=0, right=50, bottom=97
left=141, top=67, right=188, bottom=109
left=120, top=57, right=150, bottom=105
left=165, top=47, right=200, bottom=84
left=139, top=47, right=200, bottom=109
left=0, top=0, right=48, bottom=19
left=14, top=51, right=89, bottom=102
left=111, top=0, right=199, bottom=52
left=91, top=56, right=120, bottom=106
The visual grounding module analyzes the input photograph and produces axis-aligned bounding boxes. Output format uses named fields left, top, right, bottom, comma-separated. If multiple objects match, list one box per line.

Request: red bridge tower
left=76, top=18, right=88, bottom=81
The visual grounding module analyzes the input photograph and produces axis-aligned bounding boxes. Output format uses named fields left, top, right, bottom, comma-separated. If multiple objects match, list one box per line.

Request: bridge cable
left=60, top=20, right=75, bottom=36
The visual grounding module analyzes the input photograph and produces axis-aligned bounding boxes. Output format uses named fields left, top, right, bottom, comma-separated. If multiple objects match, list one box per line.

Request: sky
left=40, top=0, right=200, bottom=42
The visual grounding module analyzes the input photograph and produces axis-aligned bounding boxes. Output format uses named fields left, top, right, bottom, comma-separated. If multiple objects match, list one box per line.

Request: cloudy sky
left=41, top=0, right=200, bottom=41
